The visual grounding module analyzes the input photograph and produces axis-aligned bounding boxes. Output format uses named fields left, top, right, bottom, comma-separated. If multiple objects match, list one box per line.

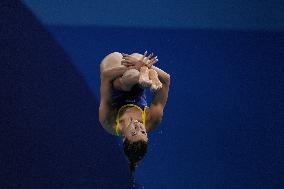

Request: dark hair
left=123, top=138, right=148, bottom=172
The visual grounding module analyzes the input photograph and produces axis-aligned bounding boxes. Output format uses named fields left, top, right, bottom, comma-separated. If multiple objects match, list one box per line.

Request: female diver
left=99, top=51, right=170, bottom=172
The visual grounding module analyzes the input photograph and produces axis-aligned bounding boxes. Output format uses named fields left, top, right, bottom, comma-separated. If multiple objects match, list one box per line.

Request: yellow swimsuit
left=115, top=103, right=147, bottom=136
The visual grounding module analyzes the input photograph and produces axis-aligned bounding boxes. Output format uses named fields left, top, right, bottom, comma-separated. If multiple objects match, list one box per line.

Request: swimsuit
left=111, top=84, right=148, bottom=136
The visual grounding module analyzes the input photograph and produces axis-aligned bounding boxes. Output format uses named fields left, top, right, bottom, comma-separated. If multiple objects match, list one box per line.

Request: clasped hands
left=121, top=51, right=158, bottom=71
left=121, top=51, right=162, bottom=91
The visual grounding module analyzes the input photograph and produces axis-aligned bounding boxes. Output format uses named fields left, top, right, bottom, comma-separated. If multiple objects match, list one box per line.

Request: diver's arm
left=147, top=73, right=170, bottom=132
left=99, top=73, right=117, bottom=135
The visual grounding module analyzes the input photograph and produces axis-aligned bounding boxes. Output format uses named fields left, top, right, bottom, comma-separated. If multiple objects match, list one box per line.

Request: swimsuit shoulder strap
left=115, top=104, right=147, bottom=136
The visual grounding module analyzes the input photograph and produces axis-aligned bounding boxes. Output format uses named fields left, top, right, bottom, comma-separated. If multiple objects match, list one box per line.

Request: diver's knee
left=100, top=52, right=123, bottom=72
left=102, top=52, right=122, bottom=63
left=130, top=53, right=143, bottom=60
left=107, top=52, right=122, bottom=59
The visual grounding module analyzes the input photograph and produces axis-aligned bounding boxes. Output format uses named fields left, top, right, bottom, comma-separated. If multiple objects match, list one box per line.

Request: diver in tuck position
left=99, top=51, right=170, bottom=172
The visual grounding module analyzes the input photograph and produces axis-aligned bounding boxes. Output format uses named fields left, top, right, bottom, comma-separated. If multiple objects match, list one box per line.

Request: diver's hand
left=121, top=51, right=158, bottom=70
left=121, top=53, right=144, bottom=70
left=141, top=51, right=159, bottom=68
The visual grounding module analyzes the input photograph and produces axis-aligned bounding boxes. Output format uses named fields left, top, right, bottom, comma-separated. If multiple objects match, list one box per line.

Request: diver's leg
left=100, top=52, right=139, bottom=91
left=100, top=52, right=126, bottom=91
left=148, top=68, right=163, bottom=91
left=119, top=68, right=140, bottom=91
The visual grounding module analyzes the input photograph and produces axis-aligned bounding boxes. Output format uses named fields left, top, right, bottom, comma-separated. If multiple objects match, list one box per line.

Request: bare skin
left=114, top=52, right=163, bottom=92
left=99, top=51, right=170, bottom=142
left=136, top=64, right=163, bottom=91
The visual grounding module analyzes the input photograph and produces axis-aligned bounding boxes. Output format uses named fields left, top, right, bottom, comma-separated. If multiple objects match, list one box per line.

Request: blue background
left=1, top=0, right=283, bottom=188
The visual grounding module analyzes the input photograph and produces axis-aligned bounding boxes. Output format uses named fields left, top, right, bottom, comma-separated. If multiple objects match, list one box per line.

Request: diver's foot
left=148, top=69, right=163, bottom=91
left=139, top=66, right=152, bottom=88
left=150, top=78, right=163, bottom=91
left=139, top=75, right=152, bottom=88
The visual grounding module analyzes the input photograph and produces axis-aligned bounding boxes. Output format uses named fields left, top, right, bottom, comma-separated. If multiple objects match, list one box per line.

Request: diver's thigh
left=100, top=52, right=123, bottom=73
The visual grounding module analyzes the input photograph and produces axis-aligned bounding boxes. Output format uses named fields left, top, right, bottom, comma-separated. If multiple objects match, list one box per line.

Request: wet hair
left=123, top=138, right=148, bottom=172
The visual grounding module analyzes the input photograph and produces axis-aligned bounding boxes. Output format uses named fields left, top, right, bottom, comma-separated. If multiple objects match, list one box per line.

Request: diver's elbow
left=164, top=74, right=171, bottom=85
